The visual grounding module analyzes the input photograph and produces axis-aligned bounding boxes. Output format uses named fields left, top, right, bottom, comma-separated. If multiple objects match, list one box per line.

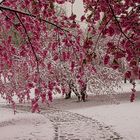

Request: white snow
left=52, top=81, right=140, bottom=140
left=0, top=108, right=54, bottom=140
left=0, top=80, right=140, bottom=140
left=70, top=102, right=140, bottom=140
left=114, top=80, right=140, bottom=93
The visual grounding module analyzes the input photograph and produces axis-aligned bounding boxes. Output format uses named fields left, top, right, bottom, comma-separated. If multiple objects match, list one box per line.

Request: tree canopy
left=0, top=0, right=139, bottom=112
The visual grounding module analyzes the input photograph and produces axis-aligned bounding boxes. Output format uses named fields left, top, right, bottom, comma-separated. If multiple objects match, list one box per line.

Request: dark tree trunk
left=65, top=90, right=71, bottom=99
left=72, top=88, right=80, bottom=101
left=69, top=80, right=81, bottom=101
left=124, top=78, right=127, bottom=83
left=130, top=79, right=133, bottom=83
left=80, top=84, right=87, bottom=102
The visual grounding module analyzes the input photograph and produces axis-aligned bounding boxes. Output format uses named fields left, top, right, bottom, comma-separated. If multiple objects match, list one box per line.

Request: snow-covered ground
left=0, top=81, right=140, bottom=140
left=0, top=108, right=54, bottom=140
left=51, top=81, right=140, bottom=140
left=70, top=102, right=140, bottom=140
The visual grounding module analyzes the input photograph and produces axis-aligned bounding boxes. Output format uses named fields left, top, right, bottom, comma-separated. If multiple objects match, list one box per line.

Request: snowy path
left=1, top=81, right=140, bottom=139
left=1, top=104, right=123, bottom=140
left=41, top=108, right=123, bottom=140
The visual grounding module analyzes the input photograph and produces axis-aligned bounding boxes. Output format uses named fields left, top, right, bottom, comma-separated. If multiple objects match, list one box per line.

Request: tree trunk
left=81, top=84, right=87, bottom=102
left=65, top=90, right=71, bottom=99
left=124, top=78, right=127, bottom=83
left=69, top=81, right=80, bottom=101
left=130, top=79, right=133, bottom=83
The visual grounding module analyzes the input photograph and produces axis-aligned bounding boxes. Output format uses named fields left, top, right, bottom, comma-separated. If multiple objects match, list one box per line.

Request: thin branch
left=117, top=33, right=122, bottom=48
left=94, top=16, right=113, bottom=51
left=0, top=5, right=80, bottom=62
left=0, top=5, right=75, bottom=45
left=0, top=6, right=68, bottom=33
left=15, top=12, right=39, bottom=73
left=15, top=12, right=42, bottom=92
left=106, top=0, right=135, bottom=45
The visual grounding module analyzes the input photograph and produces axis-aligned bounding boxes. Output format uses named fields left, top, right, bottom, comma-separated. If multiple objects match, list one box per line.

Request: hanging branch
left=106, top=0, right=135, bottom=45
left=117, top=33, right=122, bottom=48
left=15, top=12, right=43, bottom=97
left=15, top=12, right=39, bottom=74
left=0, top=6, right=68, bottom=33
left=0, top=5, right=68, bottom=38
left=0, top=5, right=81, bottom=61
left=94, top=16, right=113, bottom=51
left=15, top=12, right=40, bottom=88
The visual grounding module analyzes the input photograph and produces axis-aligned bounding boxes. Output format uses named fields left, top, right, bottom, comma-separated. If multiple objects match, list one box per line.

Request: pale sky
left=65, top=0, right=84, bottom=20
left=64, top=0, right=87, bottom=28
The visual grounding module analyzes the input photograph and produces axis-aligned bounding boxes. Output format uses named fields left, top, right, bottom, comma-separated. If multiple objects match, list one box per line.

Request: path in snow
left=2, top=104, right=123, bottom=140
left=41, top=108, right=123, bottom=140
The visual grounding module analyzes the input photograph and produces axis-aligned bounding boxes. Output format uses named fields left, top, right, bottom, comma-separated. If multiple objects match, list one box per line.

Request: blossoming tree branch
left=0, top=0, right=139, bottom=112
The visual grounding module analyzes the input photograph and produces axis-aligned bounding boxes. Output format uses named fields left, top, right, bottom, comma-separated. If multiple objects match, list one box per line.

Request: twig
left=94, top=16, right=113, bottom=51
left=0, top=6, right=68, bottom=33
left=15, top=12, right=39, bottom=74
left=117, top=33, right=122, bottom=48
left=106, top=0, right=135, bottom=45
